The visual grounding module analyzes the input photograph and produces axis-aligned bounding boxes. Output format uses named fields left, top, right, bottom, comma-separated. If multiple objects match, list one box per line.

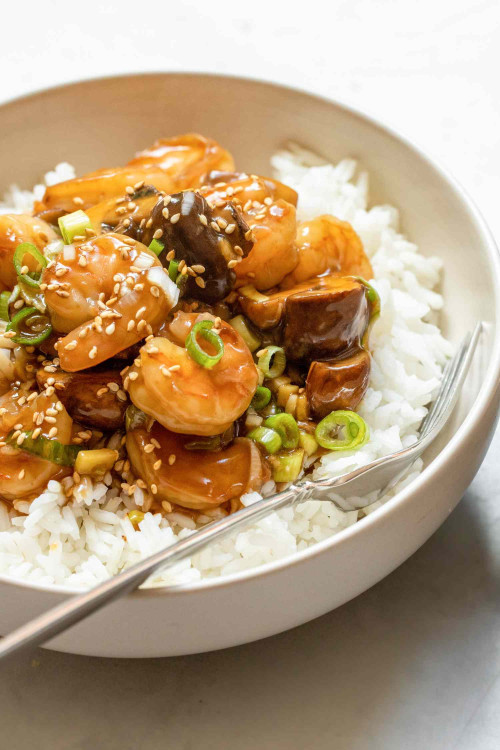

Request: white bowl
left=0, top=73, right=499, bottom=658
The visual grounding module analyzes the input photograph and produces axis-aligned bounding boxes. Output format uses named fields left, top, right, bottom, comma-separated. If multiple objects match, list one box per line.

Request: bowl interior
left=0, top=72, right=498, bottom=539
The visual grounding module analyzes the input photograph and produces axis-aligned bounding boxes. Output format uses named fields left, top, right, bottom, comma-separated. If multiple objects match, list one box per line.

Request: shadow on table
left=2, top=481, right=500, bottom=750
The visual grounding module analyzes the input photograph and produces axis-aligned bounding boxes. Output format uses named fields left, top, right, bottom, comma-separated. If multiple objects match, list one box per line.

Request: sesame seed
left=199, top=214, right=208, bottom=226
left=134, top=180, right=145, bottom=190
left=169, top=364, right=181, bottom=372
left=195, top=277, right=206, bottom=288
left=44, top=416, right=57, bottom=424
left=225, top=223, right=236, bottom=235
left=144, top=443, right=155, bottom=454
left=163, top=195, right=171, bottom=206
left=79, top=328, right=89, bottom=339
left=245, top=229, right=254, bottom=241
left=116, top=390, right=127, bottom=402
left=168, top=454, right=176, bottom=465
left=150, top=286, right=160, bottom=297
left=160, top=365, right=172, bottom=378
left=177, top=259, right=186, bottom=271
left=18, top=469, right=25, bottom=480
left=16, top=434, right=26, bottom=446
left=153, top=459, right=162, bottom=470
left=127, top=320, right=136, bottom=331
left=137, top=319, right=147, bottom=332
left=64, top=340, right=77, bottom=351
left=73, top=196, right=84, bottom=206
left=170, top=213, right=180, bottom=224
left=96, top=387, right=108, bottom=398
left=48, top=427, right=58, bottom=438
left=210, top=221, right=220, bottom=232
left=20, top=265, right=29, bottom=275
left=153, top=228, right=163, bottom=240
left=150, top=484, right=158, bottom=495
left=56, top=290, right=70, bottom=298
left=128, top=372, right=139, bottom=381
left=135, top=306, right=147, bottom=319
left=228, top=259, right=238, bottom=268
left=105, top=323, right=116, bottom=335
left=55, top=267, right=69, bottom=277
left=125, top=186, right=135, bottom=195
left=146, top=218, right=153, bottom=228
left=107, top=382, right=119, bottom=392
left=116, top=206, right=127, bottom=215
left=147, top=346, right=159, bottom=354
left=78, top=256, right=88, bottom=267
left=89, top=346, right=97, bottom=359
left=127, top=202, right=136, bottom=211
left=13, top=300, right=24, bottom=310
left=162, top=208, right=169, bottom=219
left=32, top=427, right=42, bottom=439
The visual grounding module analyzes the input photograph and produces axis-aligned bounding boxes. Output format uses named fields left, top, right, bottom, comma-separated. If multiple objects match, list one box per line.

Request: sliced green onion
left=299, top=431, right=318, bottom=457
left=270, top=449, right=304, bottom=483
left=125, top=405, right=150, bottom=432
left=58, top=210, right=92, bottom=244
left=185, top=320, right=224, bottom=369
left=247, top=426, right=282, bottom=454
left=168, top=260, right=180, bottom=281
left=257, top=345, right=286, bottom=378
left=149, top=238, right=164, bottom=256
left=264, top=413, right=299, bottom=449
left=0, top=291, right=10, bottom=322
left=229, top=315, right=261, bottom=352
left=251, top=386, right=272, bottom=410
left=315, top=410, right=369, bottom=451
left=6, top=430, right=81, bottom=466
left=13, top=242, right=47, bottom=288
left=6, top=306, right=52, bottom=345
left=184, top=426, right=234, bottom=451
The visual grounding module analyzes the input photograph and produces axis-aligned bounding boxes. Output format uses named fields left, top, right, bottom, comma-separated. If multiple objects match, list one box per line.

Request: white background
left=2, top=1, right=500, bottom=748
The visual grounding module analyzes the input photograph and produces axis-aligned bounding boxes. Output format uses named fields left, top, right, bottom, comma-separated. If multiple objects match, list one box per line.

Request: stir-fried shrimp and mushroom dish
left=0, top=133, right=379, bottom=526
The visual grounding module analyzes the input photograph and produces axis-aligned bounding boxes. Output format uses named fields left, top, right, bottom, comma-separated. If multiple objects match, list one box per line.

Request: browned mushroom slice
left=283, top=277, right=369, bottom=361
left=36, top=367, right=128, bottom=431
left=86, top=185, right=160, bottom=236
left=306, top=349, right=371, bottom=419
left=141, top=191, right=253, bottom=303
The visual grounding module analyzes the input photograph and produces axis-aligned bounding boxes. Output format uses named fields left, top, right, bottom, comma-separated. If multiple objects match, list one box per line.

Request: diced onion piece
left=229, top=315, right=261, bottom=352
left=44, top=239, right=64, bottom=262
left=315, top=410, right=369, bottom=451
left=58, top=210, right=92, bottom=244
left=63, top=244, right=76, bottom=261
left=269, top=449, right=304, bottom=483
left=74, top=449, right=119, bottom=478
left=247, top=426, right=282, bottom=454
left=146, top=266, right=180, bottom=308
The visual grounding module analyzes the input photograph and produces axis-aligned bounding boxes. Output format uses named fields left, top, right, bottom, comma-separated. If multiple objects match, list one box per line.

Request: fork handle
left=0, top=483, right=313, bottom=660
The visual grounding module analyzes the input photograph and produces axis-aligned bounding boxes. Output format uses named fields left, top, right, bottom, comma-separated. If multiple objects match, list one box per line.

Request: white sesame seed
left=89, top=346, right=97, bottom=359
left=170, top=213, right=181, bottom=224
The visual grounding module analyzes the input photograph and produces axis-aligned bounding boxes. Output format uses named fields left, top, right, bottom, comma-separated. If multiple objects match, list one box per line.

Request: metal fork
left=0, top=324, right=481, bottom=660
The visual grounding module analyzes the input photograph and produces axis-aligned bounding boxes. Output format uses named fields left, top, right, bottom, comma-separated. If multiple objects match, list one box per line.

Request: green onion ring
left=247, top=426, right=282, bottom=454
left=315, top=410, right=369, bottom=451
left=6, top=306, right=52, bottom=345
left=168, top=260, right=180, bottom=281
left=0, top=291, right=10, bottom=322
left=13, top=242, right=47, bottom=288
left=257, top=345, right=286, bottom=378
left=149, top=239, right=164, bottom=256
left=264, top=412, right=299, bottom=449
left=58, top=210, right=92, bottom=244
left=6, top=430, right=81, bottom=467
left=269, top=449, right=304, bottom=482
left=185, top=320, right=224, bottom=369
left=251, top=386, right=272, bottom=410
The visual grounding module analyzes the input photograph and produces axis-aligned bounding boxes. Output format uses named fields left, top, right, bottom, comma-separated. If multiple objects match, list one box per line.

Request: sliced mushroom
left=86, top=185, right=160, bottom=236
left=141, top=191, right=253, bottom=303
left=306, top=349, right=371, bottom=419
left=36, top=367, right=127, bottom=431
left=283, top=277, right=369, bottom=361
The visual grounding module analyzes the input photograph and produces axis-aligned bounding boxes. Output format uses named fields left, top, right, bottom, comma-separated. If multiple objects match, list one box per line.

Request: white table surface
left=2, top=1, right=500, bottom=747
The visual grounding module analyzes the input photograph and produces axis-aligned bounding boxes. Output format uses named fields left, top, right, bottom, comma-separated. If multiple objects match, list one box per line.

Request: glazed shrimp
left=0, top=214, right=57, bottom=290
left=125, top=312, right=259, bottom=436
left=127, top=425, right=268, bottom=510
left=37, top=134, right=234, bottom=219
left=201, top=175, right=298, bottom=290
left=280, top=215, right=373, bottom=289
left=42, top=234, right=179, bottom=372
left=128, top=133, right=235, bottom=188
left=0, top=386, right=73, bottom=504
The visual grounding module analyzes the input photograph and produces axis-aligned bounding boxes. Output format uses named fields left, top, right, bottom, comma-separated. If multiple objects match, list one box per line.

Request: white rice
left=0, top=150, right=452, bottom=590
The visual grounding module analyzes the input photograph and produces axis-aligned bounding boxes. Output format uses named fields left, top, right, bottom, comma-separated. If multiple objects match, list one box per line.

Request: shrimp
left=280, top=215, right=373, bottom=289
left=127, top=425, right=268, bottom=510
left=200, top=175, right=298, bottom=290
left=128, top=133, right=235, bottom=188
left=0, top=214, right=57, bottom=291
left=0, top=386, right=73, bottom=504
left=125, top=312, right=259, bottom=436
left=42, top=234, right=179, bottom=372
left=37, top=134, right=234, bottom=219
